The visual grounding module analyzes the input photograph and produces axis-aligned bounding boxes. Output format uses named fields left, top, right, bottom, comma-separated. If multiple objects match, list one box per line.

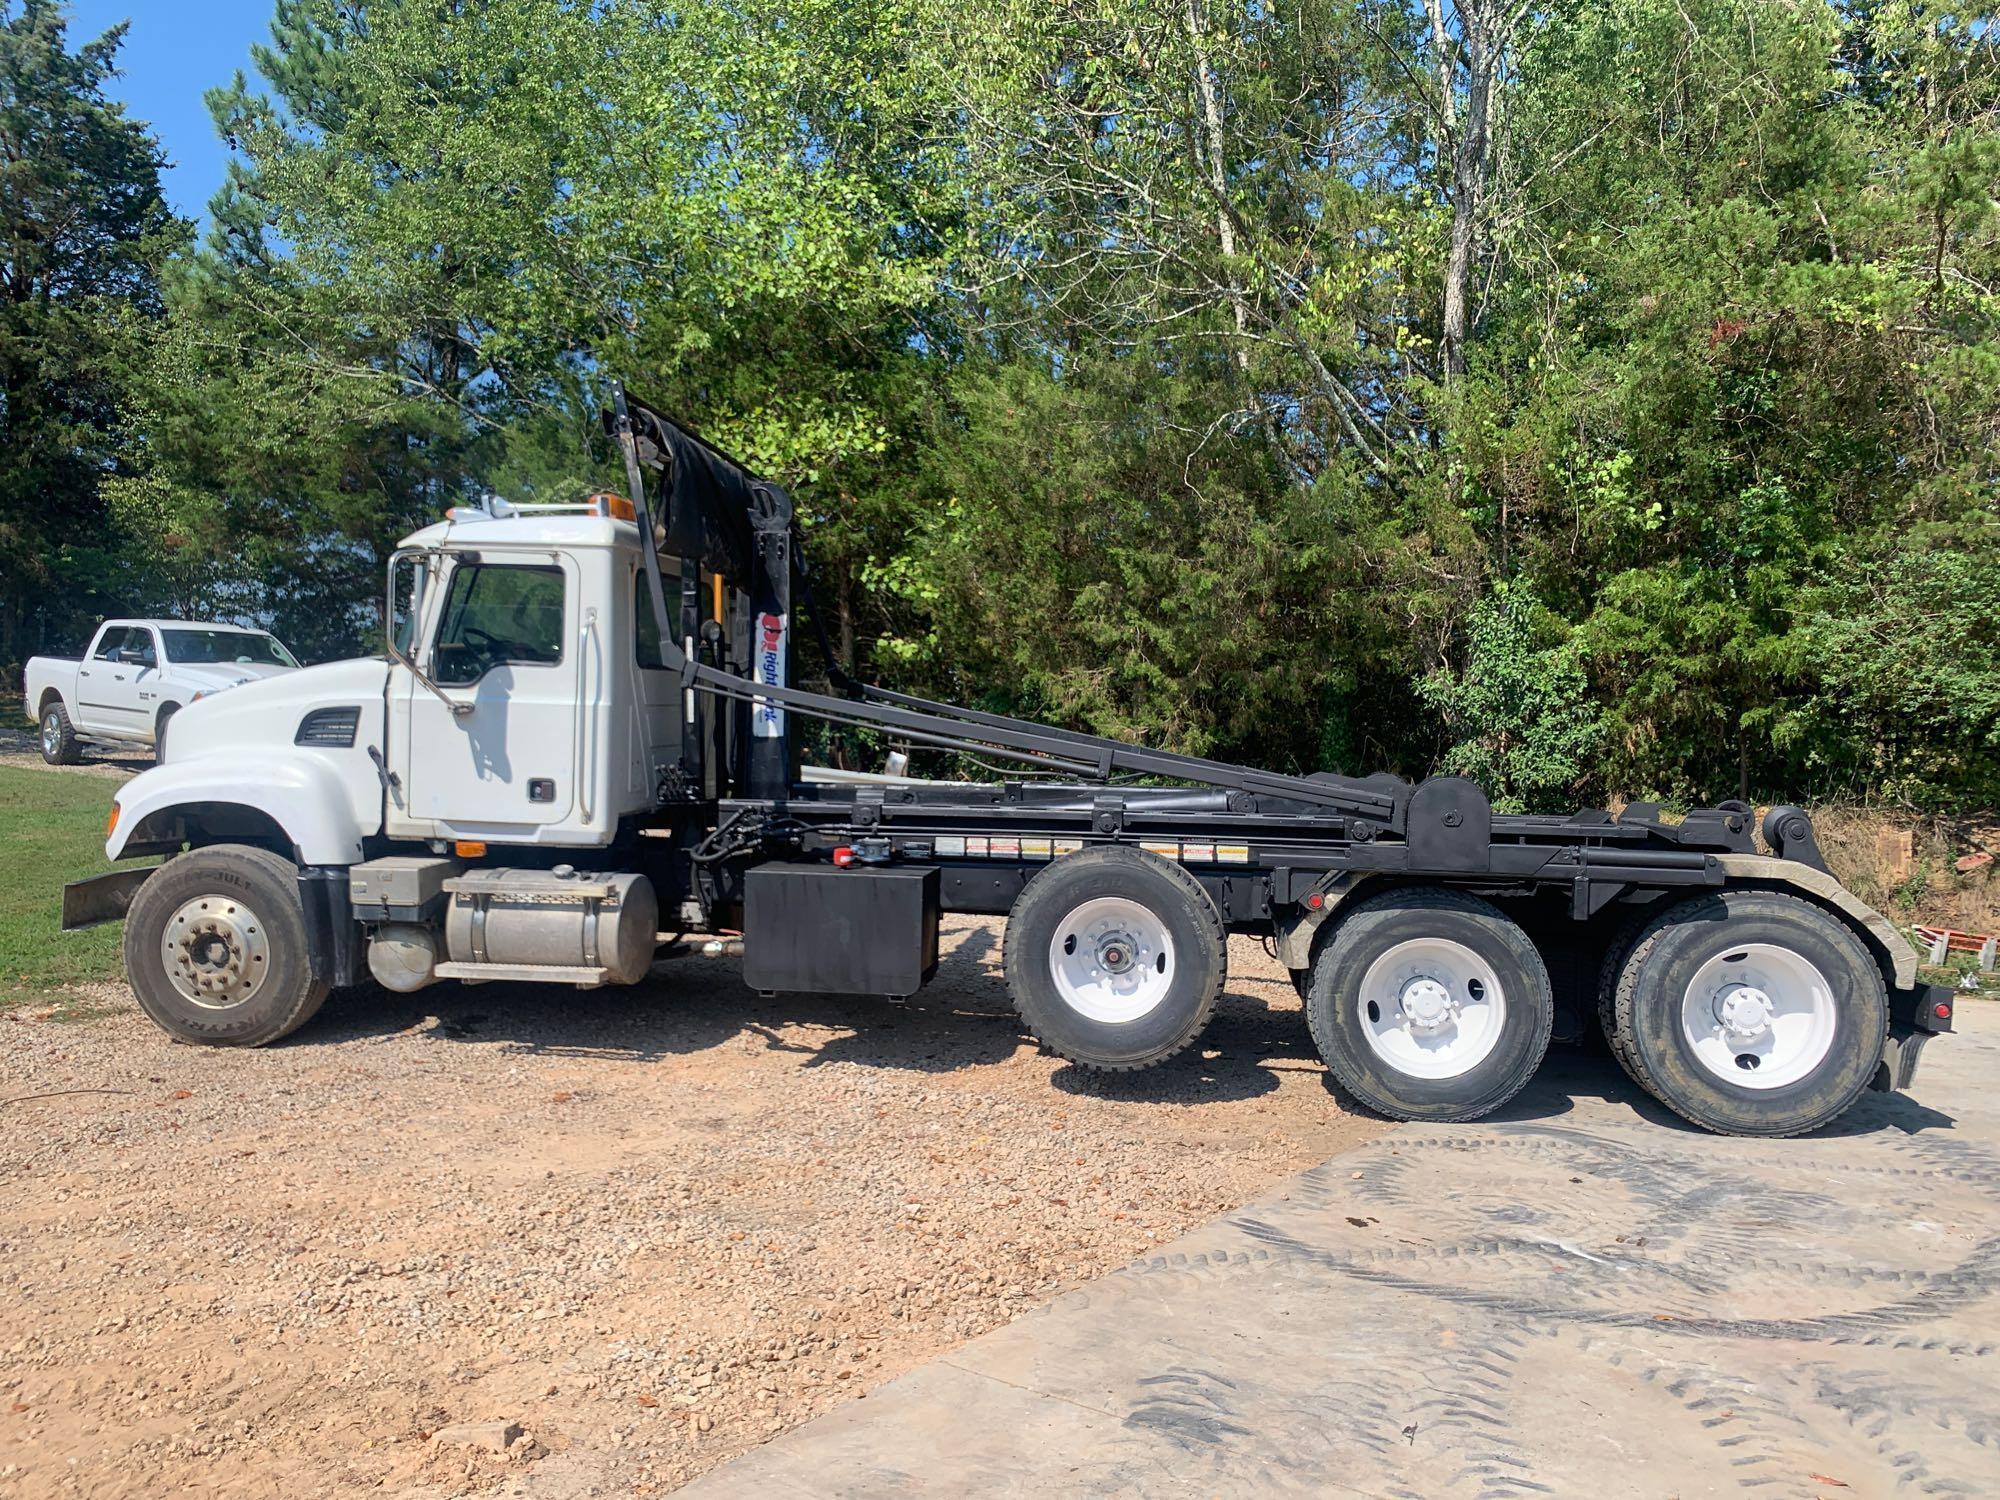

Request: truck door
left=79, top=627, right=149, bottom=738
left=400, top=554, right=582, bottom=832
left=126, top=627, right=167, bottom=734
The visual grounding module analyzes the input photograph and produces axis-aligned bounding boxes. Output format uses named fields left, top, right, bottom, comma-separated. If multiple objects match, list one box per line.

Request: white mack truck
left=60, top=386, right=1955, bottom=1136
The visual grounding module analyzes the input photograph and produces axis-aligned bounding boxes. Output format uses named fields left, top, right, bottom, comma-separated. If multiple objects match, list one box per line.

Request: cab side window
left=430, top=564, right=566, bottom=687
left=634, top=571, right=668, bottom=670
left=93, top=628, right=132, bottom=662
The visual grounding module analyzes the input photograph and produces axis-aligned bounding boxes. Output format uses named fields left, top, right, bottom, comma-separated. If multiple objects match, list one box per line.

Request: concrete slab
left=682, top=1009, right=2000, bottom=1498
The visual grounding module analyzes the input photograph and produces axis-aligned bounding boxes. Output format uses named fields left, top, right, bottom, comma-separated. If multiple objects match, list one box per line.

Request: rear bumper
left=1871, top=981, right=1957, bottom=1093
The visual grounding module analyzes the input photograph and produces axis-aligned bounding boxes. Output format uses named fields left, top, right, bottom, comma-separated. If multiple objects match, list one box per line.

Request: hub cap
left=1047, top=896, right=1176, bottom=1024
left=42, top=712, right=59, bottom=756
left=1357, top=938, right=1507, bottom=1079
left=161, top=895, right=271, bottom=1010
left=1680, top=943, right=1836, bottom=1090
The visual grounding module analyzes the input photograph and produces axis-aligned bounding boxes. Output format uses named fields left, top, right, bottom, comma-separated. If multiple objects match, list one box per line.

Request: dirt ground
left=0, top=921, right=1384, bottom=1499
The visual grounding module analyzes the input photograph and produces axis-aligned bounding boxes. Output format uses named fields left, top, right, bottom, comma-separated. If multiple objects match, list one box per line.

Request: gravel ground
left=0, top=919, right=1384, bottom=1499
left=0, top=723, right=147, bottom=780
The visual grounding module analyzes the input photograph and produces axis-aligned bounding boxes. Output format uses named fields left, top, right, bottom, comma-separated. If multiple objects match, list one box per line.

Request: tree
left=125, top=0, right=957, bottom=662
left=0, top=0, right=178, bottom=673
left=1417, top=587, right=1602, bottom=812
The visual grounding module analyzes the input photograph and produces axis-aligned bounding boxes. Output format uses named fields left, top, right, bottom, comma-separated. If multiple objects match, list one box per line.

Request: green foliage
left=890, top=355, right=1391, bottom=767
left=0, top=0, right=182, bottom=669
left=1418, top=590, right=1604, bottom=813
left=1796, top=542, right=2000, bottom=810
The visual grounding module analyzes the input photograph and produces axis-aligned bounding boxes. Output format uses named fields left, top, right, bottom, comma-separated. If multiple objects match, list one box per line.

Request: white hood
left=166, top=657, right=389, bottom=764
left=176, top=661, right=295, bottom=697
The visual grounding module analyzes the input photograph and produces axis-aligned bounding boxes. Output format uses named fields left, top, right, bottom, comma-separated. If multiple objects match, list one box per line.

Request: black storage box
left=742, top=863, right=941, bottom=997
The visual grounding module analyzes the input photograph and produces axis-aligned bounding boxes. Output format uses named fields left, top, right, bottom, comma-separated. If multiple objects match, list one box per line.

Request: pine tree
left=0, top=0, right=178, bottom=673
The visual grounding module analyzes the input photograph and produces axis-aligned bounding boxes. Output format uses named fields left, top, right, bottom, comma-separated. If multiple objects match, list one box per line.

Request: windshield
left=162, top=629, right=299, bottom=668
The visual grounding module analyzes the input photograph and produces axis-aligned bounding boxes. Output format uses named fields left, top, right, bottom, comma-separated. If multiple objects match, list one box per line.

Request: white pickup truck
left=24, top=619, right=300, bottom=764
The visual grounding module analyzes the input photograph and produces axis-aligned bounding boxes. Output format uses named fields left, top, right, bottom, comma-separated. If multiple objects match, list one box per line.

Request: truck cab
left=382, top=509, right=685, bottom=846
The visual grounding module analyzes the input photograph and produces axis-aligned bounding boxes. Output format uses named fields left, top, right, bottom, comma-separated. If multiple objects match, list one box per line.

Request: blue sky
left=67, top=0, right=275, bottom=219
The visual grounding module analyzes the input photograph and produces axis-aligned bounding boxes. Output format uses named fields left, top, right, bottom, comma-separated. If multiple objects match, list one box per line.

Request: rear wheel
left=1306, top=887, right=1553, bottom=1122
left=1605, top=891, right=1886, bottom=1136
left=1003, top=847, right=1227, bottom=1071
left=123, top=844, right=329, bottom=1046
left=40, top=701, right=81, bottom=765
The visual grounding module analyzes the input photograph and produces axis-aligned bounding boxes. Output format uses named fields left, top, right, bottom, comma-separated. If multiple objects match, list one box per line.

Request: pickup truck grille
left=295, top=706, right=361, bottom=748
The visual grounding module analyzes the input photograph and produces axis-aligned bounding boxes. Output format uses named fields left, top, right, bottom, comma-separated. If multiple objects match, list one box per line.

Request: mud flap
left=60, top=867, right=155, bottom=931
left=1871, top=1025, right=1933, bottom=1093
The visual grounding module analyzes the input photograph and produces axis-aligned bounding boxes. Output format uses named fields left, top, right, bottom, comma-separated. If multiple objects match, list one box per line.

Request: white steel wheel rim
left=1357, top=937, right=1507, bottom=1080
left=42, top=712, right=60, bottom=755
left=1680, top=942, right=1836, bottom=1090
left=161, top=894, right=273, bottom=1010
left=1047, top=896, right=1177, bottom=1024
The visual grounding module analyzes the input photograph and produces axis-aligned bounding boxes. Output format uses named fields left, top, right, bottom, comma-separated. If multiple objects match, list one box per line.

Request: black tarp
left=612, top=392, right=791, bottom=577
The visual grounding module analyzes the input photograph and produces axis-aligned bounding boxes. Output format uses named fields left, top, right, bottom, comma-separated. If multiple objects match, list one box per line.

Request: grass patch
left=0, top=766, right=136, bottom=1007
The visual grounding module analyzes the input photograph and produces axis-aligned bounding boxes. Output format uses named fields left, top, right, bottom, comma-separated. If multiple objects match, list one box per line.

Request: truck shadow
left=1460, top=1043, right=1957, bottom=1137
left=287, top=917, right=1959, bottom=1134
left=289, top=925, right=1316, bottom=1102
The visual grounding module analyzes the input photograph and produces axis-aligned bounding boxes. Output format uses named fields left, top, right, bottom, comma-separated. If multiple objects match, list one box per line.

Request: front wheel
left=123, top=844, right=329, bottom=1046
left=1306, top=887, right=1554, bottom=1122
left=1605, top=891, right=1886, bottom=1136
left=1003, top=847, right=1227, bottom=1071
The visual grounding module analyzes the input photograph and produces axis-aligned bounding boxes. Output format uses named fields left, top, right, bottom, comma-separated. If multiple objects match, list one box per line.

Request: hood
left=165, top=657, right=390, bottom=765
left=177, top=661, right=296, bottom=696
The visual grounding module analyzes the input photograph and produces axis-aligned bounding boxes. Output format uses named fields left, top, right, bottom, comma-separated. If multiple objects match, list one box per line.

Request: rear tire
left=40, top=701, right=81, bottom=765
left=1605, top=891, right=1886, bottom=1136
left=1003, top=847, right=1227, bottom=1071
left=123, top=844, right=329, bottom=1046
left=1306, top=887, right=1554, bottom=1122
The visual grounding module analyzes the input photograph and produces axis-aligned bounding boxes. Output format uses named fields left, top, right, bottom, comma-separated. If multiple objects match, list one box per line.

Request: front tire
left=123, top=844, right=329, bottom=1046
left=40, top=701, right=81, bottom=765
left=1306, top=887, right=1554, bottom=1122
left=1605, top=891, right=1886, bottom=1136
left=1003, top=847, right=1227, bottom=1071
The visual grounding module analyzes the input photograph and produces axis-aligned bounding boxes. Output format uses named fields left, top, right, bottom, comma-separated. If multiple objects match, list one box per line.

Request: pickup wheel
left=1003, top=847, right=1227, bottom=1071
left=123, top=844, right=329, bottom=1046
left=154, top=703, right=179, bottom=762
left=39, top=700, right=81, bottom=765
left=1605, top=892, right=1886, bottom=1136
left=1305, top=887, right=1553, bottom=1122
